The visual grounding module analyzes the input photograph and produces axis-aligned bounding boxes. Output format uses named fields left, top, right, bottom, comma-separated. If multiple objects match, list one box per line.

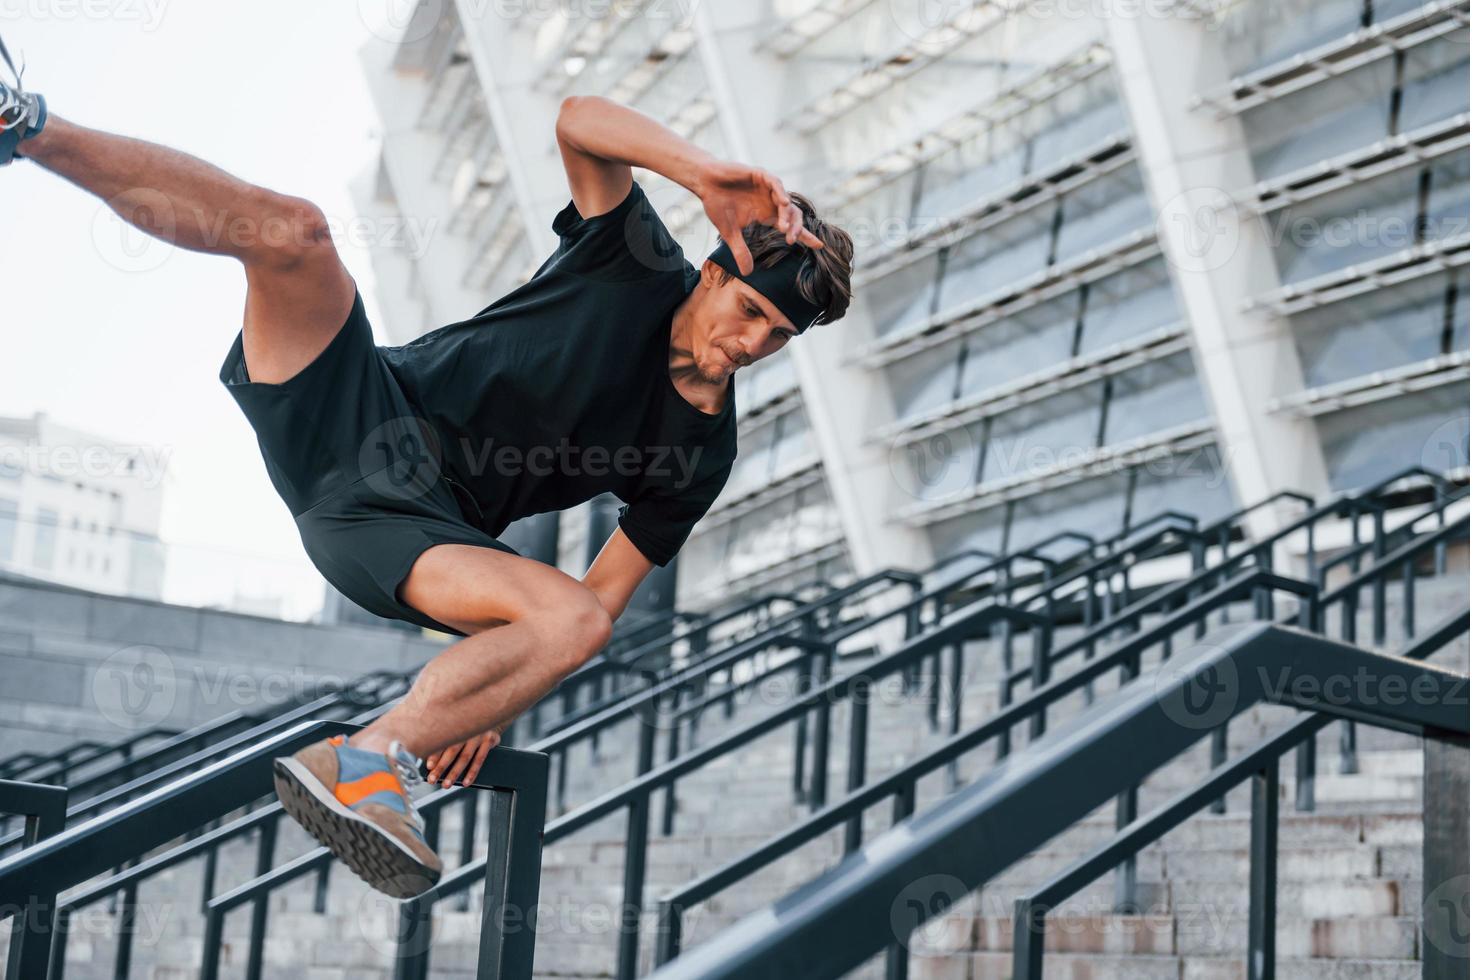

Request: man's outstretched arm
left=555, top=94, right=823, bottom=274
left=582, top=526, right=658, bottom=623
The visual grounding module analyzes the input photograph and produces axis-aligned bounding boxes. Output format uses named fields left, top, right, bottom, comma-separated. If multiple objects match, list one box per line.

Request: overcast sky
left=0, top=2, right=418, bottom=619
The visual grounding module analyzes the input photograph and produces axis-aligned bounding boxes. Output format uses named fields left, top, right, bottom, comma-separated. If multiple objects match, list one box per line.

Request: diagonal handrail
left=645, top=621, right=1470, bottom=980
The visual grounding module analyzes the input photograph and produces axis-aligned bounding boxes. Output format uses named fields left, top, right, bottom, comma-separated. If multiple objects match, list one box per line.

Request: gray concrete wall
left=0, top=572, right=451, bottom=760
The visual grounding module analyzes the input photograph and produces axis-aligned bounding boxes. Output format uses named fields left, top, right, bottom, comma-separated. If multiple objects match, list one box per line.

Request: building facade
left=0, top=411, right=167, bottom=599
left=349, top=0, right=1470, bottom=610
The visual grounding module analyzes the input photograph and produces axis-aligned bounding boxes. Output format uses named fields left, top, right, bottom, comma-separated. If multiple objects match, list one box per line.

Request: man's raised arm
left=554, top=94, right=824, bottom=274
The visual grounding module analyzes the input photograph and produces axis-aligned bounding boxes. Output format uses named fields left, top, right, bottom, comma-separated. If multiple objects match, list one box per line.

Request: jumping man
left=1, top=41, right=854, bottom=897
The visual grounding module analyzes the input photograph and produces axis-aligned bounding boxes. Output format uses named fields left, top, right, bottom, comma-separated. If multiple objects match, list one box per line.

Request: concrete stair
left=3, top=568, right=1462, bottom=978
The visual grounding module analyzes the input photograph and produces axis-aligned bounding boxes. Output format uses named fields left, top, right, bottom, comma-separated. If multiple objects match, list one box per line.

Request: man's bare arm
left=582, top=525, right=658, bottom=623
left=554, top=95, right=822, bottom=274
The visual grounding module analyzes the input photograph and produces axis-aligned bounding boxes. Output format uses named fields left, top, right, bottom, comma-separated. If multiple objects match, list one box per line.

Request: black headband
left=707, top=238, right=826, bottom=334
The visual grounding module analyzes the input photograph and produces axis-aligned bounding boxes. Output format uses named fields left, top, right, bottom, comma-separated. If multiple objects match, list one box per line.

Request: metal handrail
left=650, top=568, right=1315, bottom=965
left=1012, top=599, right=1470, bottom=979
left=0, top=720, right=549, bottom=980
left=645, top=621, right=1470, bottom=979
left=0, top=779, right=67, bottom=979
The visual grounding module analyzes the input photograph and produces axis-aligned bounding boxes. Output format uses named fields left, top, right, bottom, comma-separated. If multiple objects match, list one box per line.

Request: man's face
left=690, top=260, right=799, bottom=385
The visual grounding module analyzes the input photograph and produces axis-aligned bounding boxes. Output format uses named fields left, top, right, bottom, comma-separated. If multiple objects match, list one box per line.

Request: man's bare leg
left=348, top=544, right=614, bottom=769
left=20, top=114, right=355, bottom=384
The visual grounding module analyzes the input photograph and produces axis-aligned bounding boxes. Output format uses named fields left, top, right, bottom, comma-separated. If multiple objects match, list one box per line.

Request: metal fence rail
left=644, top=622, right=1470, bottom=980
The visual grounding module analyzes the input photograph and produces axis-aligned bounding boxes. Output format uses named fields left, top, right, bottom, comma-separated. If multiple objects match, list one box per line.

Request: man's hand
left=426, top=726, right=502, bottom=787
left=698, top=159, right=826, bottom=275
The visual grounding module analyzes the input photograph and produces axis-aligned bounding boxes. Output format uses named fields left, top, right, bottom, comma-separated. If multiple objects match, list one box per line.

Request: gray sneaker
left=0, top=35, right=47, bottom=166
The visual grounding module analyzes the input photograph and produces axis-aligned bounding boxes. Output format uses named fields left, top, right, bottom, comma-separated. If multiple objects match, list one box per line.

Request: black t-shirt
left=378, top=179, right=737, bottom=567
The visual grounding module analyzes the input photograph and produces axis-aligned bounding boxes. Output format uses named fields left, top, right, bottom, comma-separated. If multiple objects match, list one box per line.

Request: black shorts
left=218, top=284, right=519, bottom=635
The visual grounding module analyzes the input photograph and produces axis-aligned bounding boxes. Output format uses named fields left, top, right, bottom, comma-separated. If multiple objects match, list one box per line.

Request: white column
left=452, top=1, right=572, bottom=258
left=691, top=3, right=935, bottom=576
left=1106, top=10, right=1331, bottom=545
left=357, top=34, right=489, bottom=326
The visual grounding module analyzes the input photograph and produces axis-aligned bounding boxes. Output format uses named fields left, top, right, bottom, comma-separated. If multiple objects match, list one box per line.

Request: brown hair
left=712, top=191, right=854, bottom=329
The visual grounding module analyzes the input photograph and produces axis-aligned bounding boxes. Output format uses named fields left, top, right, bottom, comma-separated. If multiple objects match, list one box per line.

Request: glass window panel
left=1028, top=97, right=1129, bottom=171
left=1053, top=165, right=1153, bottom=265
left=1268, top=165, right=1421, bottom=284
left=1456, top=270, right=1470, bottom=343
left=917, top=142, right=1028, bottom=223
left=928, top=510, right=1006, bottom=565
left=868, top=252, right=942, bottom=339
left=1128, top=446, right=1237, bottom=529
left=1103, top=353, right=1210, bottom=446
left=32, top=507, right=58, bottom=572
left=1399, top=30, right=1470, bottom=133
left=1318, top=381, right=1470, bottom=489
left=982, top=383, right=1103, bottom=485
left=957, top=296, right=1079, bottom=397
left=1291, top=273, right=1451, bottom=387
left=0, top=498, right=15, bottom=563
left=1219, top=0, right=1365, bottom=75
left=893, top=421, right=986, bottom=510
left=726, top=424, right=777, bottom=499
left=1242, top=59, right=1394, bottom=182
left=1078, top=259, right=1182, bottom=356
left=1428, top=148, right=1470, bottom=238
left=770, top=412, right=816, bottom=472
left=889, top=340, right=964, bottom=423
left=935, top=211, right=1055, bottom=316
left=1372, top=0, right=1430, bottom=21
left=1007, top=474, right=1132, bottom=553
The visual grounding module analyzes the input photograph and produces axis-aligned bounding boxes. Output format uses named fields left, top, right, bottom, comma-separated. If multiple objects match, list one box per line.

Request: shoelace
left=0, top=35, right=25, bottom=90
left=387, top=739, right=427, bottom=833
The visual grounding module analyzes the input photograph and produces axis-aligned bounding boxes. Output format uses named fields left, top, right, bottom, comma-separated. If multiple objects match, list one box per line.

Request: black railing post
left=1247, top=761, right=1279, bottom=980
left=1012, top=897, right=1046, bottom=980
left=473, top=746, right=549, bottom=975
left=809, top=645, right=834, bottom=811
left=394, top=894, right=434, bottom=980
left=844, top=677, right=871, bottom=854
left=654, top=899, right=684, bottom=967
left=0, top=779, right=67, bottom=980
left=245, top=813, right=280, bottom=980
left=1423, top=727, right=1470, bottom=980
left=945, top=642, right=964, bottom=793
left=614, top=697, right=659, bottom=980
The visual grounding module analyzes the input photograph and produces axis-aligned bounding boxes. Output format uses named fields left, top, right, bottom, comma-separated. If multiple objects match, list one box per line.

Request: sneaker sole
left=272, top=755, right=441, bottom=900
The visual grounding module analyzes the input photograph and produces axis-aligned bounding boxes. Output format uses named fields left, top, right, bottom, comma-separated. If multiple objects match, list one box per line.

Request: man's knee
left=241, top=191, right=336, bottom=270
left=546, top=588, right=613, bottom=671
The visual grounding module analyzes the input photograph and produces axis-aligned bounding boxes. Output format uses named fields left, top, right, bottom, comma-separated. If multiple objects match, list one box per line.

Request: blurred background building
left=0, top=410, right=167, bottom=599
left=345, top=0, right=1470, bottom=616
